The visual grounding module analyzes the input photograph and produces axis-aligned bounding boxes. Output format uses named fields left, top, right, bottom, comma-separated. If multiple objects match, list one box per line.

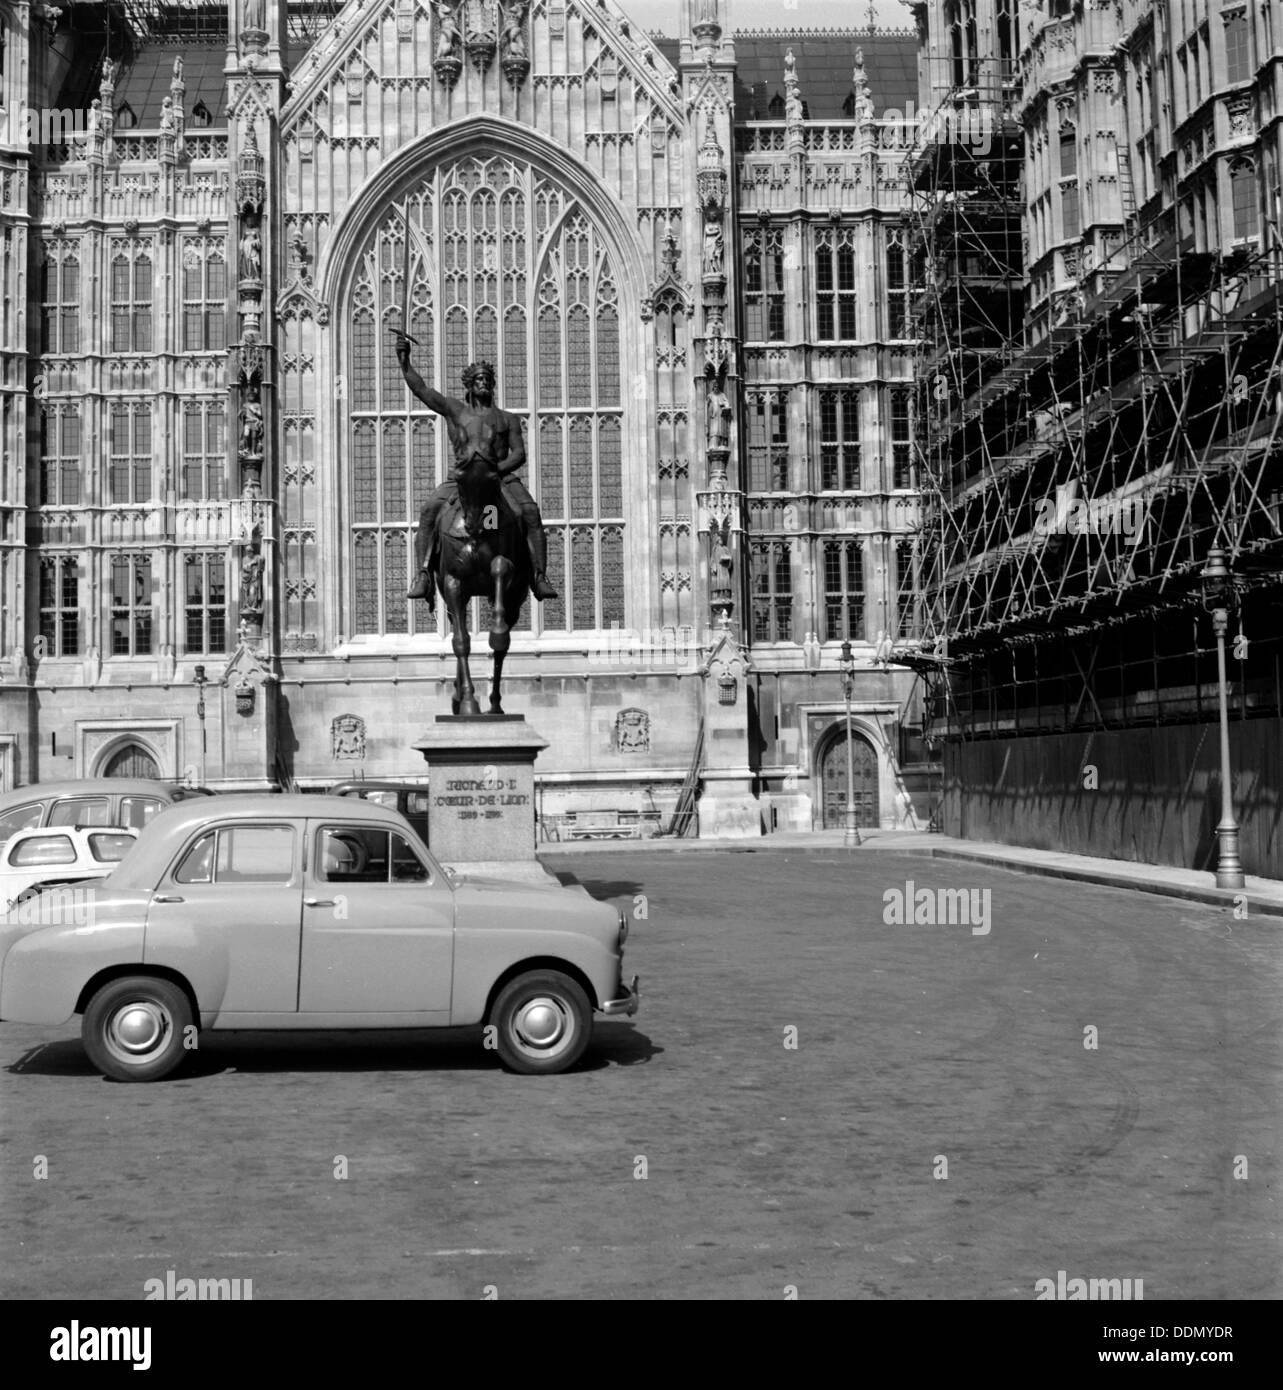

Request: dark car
left=331, top=780, right=430, bottom=846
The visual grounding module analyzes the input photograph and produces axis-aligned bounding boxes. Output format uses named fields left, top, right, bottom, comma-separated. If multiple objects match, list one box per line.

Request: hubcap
left=106, top=1000, right=170, bottom=1060
left=513, top=995, right=569, bottom=1052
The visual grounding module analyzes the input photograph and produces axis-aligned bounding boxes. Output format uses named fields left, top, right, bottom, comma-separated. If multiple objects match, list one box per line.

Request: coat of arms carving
left=331, top=713, right=367, bottom=760
left=614, top=707, right=651, bottom=753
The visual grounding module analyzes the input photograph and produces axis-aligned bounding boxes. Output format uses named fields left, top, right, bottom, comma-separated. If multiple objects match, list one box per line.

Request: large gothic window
left=345, top=156, right=625, bottom=639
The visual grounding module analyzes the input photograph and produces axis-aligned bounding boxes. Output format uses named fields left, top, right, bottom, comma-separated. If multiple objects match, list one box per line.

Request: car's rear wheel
left=82, top=976, right=193, bottom=1082
left=491, top=970, right=591, bottom=1075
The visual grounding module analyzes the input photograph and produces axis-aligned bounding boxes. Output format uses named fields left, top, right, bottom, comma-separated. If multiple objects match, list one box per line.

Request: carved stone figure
left=160, top=97, right=176, bottom=133
left=435, top=0, right=461, bottom=60
left=702, top=217, right=724, bottom=277
left=500, top=2, right=527, bottom=61
left=706, top=386, right=732, bottom=451
left=242, top=0, right=266, bottom=31
left=240, top=224, right=262, bottom=281
left=87, top=99, right=102, bottom=135
left=240, top=550, right=264, bottom=612
left=710, top=516, right=733, bottom=592
left=239, top=399, right=264, bottom=457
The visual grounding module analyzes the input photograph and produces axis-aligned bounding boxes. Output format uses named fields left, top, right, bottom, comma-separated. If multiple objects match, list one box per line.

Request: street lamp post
left=840, top=640, right=862, bottom=849
left=1201, top=548, right=1244, bottom=889
left=193, top=664, right=208, bottom=788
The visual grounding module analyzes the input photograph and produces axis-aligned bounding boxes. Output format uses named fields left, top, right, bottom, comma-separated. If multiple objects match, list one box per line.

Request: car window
left=0, top=805, right=43, bottom=843
left=317, top=827, right=386, bottom=884
left=174, top=833, right=215, bottom=884
left=9, top=834, right=77, bottom=867
left=316, top=827, right=431, bottom=884
left=119, top=796, right=163, bottom=829
left=405, top=793, right=431, bottom=817
left=390, top=832, right=429, bottom=883
left=88, top=832, right=136, bottom=863
left=215, top=825, right=295, bottom=884
left=48, top=797, right=112, bottom=828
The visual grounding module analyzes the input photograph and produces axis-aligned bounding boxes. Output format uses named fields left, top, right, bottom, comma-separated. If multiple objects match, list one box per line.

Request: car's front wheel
left=490, top=970, right=591, bottom=1075
left=82, top=976, right=193, bottom=1082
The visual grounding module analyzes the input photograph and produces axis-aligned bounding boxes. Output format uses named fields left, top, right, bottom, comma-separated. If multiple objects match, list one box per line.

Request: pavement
left=541, top=828, right=1283, bottom=918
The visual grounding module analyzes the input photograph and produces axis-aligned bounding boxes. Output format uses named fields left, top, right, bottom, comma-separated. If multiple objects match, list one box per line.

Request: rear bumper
left=601, top=974, right=639, bottom=1017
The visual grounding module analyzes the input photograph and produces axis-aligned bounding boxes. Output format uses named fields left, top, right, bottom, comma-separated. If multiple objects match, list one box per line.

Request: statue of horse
left=431, top=453, right=531, bottom=716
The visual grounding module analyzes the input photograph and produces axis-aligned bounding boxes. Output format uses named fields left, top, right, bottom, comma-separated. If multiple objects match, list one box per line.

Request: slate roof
left=97, top=27, right=918, bottom=131
left=731, top=31, right=919, bottom=121
left=110, top=37, right=231, bottom=127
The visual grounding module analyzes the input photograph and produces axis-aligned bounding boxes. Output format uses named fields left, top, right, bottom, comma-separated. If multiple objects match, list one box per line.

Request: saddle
left=430, top=486, right=520, bottom=577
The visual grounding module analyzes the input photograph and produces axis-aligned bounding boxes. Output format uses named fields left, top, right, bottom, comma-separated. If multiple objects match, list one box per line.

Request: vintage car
left=0, top=795, right=638, bottom=1081
left=331, top=779, right=431, bottom=847
left=0, top=779, right=213, bottom=850
left=0, top=826, right=139, bottom=915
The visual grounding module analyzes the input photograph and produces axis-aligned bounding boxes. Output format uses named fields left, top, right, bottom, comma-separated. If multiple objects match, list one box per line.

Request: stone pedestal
left=412, top=715, right=555, bottom=882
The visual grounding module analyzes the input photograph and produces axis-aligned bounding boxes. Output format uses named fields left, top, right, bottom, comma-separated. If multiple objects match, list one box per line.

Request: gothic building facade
left=0, top=0, right=931, bottom=837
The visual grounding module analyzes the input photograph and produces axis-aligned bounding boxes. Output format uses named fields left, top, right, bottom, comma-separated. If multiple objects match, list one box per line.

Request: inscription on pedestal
left=429, top=766, right=533, bottom=862
left=412, top=715, right=548, bottom=867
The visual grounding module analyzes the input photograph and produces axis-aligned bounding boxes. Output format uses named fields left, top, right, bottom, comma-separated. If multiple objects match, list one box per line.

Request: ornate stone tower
left=223, top=0, right=289, bottom=781
left=679, top=0, right=758, bottom=837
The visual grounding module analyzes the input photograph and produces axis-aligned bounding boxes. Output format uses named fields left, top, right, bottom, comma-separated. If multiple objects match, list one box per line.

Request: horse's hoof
left=489, top=704, right=504, bottom=716
left=459, top=699, right=482, bottom=717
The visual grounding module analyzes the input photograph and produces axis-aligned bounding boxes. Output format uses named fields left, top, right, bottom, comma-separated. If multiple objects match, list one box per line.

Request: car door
left=297, top=820, right=454, bottom=1018
left=144, top=820, right=304, bottom=1018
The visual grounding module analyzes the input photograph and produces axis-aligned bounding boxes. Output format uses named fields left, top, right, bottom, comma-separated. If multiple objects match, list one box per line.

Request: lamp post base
left=1214, top=821, right=1245, bottom=890
left=844, top=810, right=862, bottom=849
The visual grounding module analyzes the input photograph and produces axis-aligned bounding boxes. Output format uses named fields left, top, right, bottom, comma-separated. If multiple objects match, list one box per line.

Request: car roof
left=9, top=825, right=138, bottom=838
left=109, top=794, right=417, bottom=889
left=0, top=779, right=189, bottom=808
left=332, top=780, right=430, bottom=793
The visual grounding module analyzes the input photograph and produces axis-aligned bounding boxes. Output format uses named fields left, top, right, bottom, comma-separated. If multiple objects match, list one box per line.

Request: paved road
left=1, top=848, right=1278, bottom=1299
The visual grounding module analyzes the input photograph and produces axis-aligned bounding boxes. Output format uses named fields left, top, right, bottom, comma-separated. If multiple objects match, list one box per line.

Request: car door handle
left=304, top=897, right=336, bottom=908
left=152, top=894, right=184, bottom=904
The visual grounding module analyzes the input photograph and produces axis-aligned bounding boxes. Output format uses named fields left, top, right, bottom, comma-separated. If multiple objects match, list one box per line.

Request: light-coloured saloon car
left=0, top=827, right=139, bottom=914
left=0, top=795, right=638, bottom=1081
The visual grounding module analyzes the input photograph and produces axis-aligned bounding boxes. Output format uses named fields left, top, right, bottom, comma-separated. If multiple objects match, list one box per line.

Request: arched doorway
left=819, top=727, right=879, bottom=829
left=101, top=743, right=160, bottom=780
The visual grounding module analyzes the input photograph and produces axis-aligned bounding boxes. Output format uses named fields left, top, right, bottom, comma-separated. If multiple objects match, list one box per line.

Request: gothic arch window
left=109, top=238, right=153, bottom=352
left=1230, top=158, right=1259, bottom=242
left=815, top=226, right=857, bottom=340
left=41, top=239, right=80, bottom=353
left=344, top=155, right=625, bottom=639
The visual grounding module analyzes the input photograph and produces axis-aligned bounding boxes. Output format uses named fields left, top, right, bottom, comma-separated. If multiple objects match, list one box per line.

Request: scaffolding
left=905, top=59, right=1283, bottom=746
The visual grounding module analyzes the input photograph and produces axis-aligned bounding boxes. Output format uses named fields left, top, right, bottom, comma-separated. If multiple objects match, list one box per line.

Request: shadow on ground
left=6, top=1021, right=660, bottom=1081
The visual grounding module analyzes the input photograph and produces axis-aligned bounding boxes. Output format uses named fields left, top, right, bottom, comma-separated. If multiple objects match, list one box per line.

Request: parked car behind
left=0, top=780, right=211, bottom=850
left=331, top=780, right=430, bottom=847
left=0, top=827, right=139, bottom=914
left=0, top=794, right=639, bottom=1081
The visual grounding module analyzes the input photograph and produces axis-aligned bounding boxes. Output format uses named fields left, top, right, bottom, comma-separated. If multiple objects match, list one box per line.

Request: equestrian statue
left=394, top=331, right=558, bottom=716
